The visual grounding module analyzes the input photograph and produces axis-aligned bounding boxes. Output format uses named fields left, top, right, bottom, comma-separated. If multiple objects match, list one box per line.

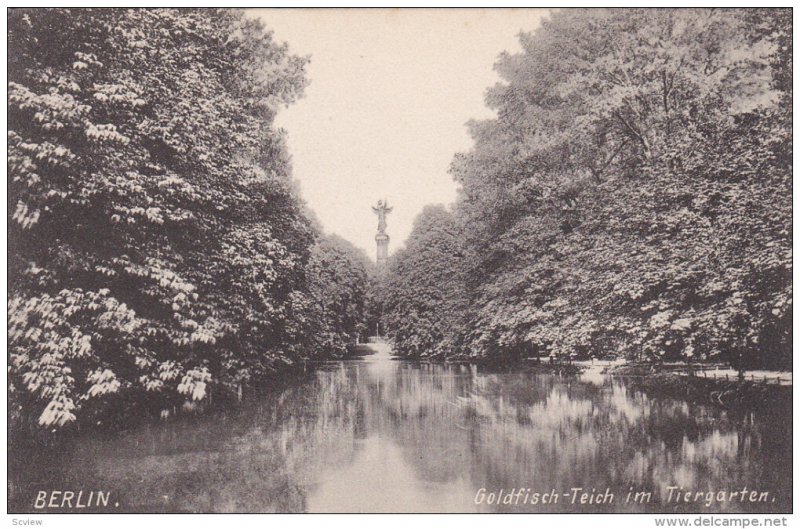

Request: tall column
left=376, top=232, right=389, bottom=268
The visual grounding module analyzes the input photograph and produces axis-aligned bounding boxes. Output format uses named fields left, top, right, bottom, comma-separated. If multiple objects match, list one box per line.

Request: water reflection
left=8, top=352, right=791, bottom=513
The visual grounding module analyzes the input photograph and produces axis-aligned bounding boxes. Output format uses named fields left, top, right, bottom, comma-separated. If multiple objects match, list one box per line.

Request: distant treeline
left=8, top=9, right=372, bottom=432
left=381, top=9, right=791, bottom=369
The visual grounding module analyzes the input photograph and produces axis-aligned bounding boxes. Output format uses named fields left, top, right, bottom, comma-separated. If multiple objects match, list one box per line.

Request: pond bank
left=585, top=361, right=792, bottom=412
left=623, top=372, right=792, bottom=413
left=528, top=358, right=792, bottom=412
left=601, top=361, right=792, bottom=385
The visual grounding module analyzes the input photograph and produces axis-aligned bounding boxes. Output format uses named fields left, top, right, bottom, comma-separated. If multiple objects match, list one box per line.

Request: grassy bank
left=594, top=362, right=791, bottom=413
left=620, top=371, right=792, bottom=412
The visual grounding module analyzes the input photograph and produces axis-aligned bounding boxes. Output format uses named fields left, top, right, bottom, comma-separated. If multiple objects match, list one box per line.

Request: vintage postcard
left=6, top=6, right=793, bottom=522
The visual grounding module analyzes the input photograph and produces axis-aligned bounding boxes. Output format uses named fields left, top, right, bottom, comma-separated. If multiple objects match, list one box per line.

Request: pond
left=8, top=348, right=792, bottom=513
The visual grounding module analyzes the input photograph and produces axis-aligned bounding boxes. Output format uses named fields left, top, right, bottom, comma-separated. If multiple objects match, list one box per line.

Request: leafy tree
left=382, top=205, right=469, bottom=359
left=388, top=9, right=791, bottom=369
left=305, top=234, right=372, bottom=357
left=8, top=8, right=319, bottom=430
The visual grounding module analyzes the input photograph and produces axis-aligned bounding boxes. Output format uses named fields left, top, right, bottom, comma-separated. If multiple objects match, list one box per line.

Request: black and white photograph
left=5, top=5, right=794, bottom=521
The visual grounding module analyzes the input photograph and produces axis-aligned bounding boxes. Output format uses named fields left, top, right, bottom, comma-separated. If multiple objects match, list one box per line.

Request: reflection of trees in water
left=11, top=364, right=365, bottom=513
left=353, top=363, right=787, bottom=513
left=9, top=361, right=790, bottom=513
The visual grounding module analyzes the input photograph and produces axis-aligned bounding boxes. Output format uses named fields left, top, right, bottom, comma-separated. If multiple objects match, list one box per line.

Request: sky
left=249, top=8, right=551, bottom=259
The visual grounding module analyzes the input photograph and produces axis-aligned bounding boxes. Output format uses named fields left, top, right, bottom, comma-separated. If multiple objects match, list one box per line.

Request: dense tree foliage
left=306, top=234, right=372, bottom=357
left=385, top=9, right=791, bottom=369
left=381, top=206, right=468, bottom=358
left=8, top=8, right=365, bottom=432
